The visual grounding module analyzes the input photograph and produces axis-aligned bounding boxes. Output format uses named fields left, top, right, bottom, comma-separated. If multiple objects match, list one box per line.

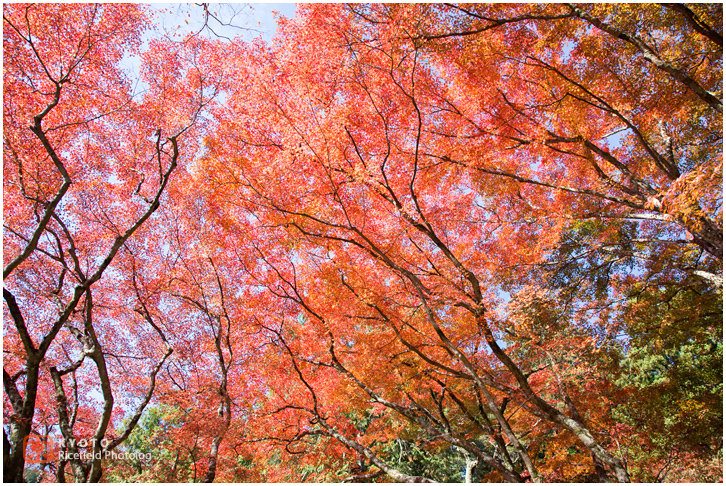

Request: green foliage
left=612, top=283, right=723, bottom=480
left=344, top=409, right=383, bottom=434
left=377, top=439, right=475, bottom=482
left=22, top=466, right=44, bottom=483
left=548, top=219, right=637, bottom=301
left=103, top=405, right=196, bottom=483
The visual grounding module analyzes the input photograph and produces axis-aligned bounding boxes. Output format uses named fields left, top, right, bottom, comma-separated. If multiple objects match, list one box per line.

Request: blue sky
left=151, top=3, right=297, bottom=43
left=122, top=4, right=297, bottom=78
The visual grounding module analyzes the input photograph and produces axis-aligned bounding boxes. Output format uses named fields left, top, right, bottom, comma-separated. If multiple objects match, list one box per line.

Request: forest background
left=3, top=3, right=723, bottom=483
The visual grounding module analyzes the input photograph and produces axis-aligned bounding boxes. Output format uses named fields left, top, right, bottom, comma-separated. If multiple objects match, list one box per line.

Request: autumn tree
left=193, top=3, right=721, bottom=482
left=3, top=4, right=215, bottom=481
left=4, top=3, right=721, bottom=483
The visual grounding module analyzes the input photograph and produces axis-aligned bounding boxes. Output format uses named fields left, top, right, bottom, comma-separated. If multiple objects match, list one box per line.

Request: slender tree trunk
left=204, top=437, right=223, bottom=483
left=457, top=447, right=478, bottom=483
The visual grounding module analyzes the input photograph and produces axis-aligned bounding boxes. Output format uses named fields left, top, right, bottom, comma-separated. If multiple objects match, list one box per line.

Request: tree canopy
left=4, top=3, right=722, bottom=483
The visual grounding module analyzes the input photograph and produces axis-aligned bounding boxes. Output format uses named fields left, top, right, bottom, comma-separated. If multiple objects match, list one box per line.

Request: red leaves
left=4, top=3, right=721, bottom=483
